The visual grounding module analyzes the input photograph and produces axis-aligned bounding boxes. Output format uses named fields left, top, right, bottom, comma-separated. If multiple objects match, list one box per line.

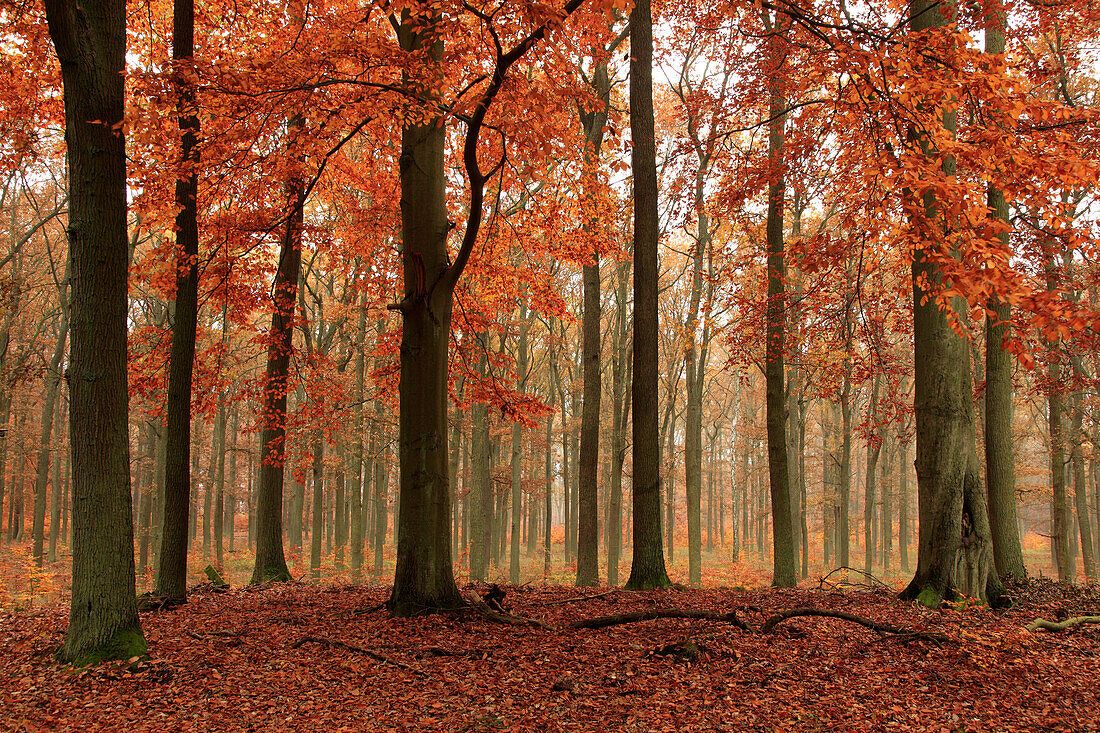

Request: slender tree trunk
left=625, top=0, right=669, bottom=590
left=249, top=163, right=303, bottom=585
left=349, top=308, right=367, bottom=579
left=33, top=311, right=68, bottom=566
left=48, top=393, right=66, bottom=563
left=1071, top=386, right=1096, bottom=581
left=763, top=61, right=795, bottom=587
left=310, top=429, right=323, bottom=581
left=863, top=375, right=882, bottom=575
left=154, top=0, right=201, bottom=602
left=213, top=394, right=227, bottom=570
left=470, top=348, right=490, bottom=582
left=510, top=307, right=529, bottom=584
left=46, top=0, right=145, bottom=663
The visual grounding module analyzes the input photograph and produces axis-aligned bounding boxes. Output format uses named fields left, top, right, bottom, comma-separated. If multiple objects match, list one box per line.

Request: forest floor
left=2, top=578, right=1100, bottom=732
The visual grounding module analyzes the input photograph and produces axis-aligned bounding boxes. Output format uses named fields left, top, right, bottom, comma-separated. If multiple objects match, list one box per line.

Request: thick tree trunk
left=902, top=0, right=1001, bottom=607
left=625, top=0, right=669, bottom=590
left=154, top=0, right=200, bottom=602
left=387, top=54, right=461, bottom=611
left=45, top=0, right=145, bottom=663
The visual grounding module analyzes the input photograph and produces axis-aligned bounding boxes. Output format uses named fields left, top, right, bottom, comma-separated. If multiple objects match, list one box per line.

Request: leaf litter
left=1, top=580, right=1099, bottom=732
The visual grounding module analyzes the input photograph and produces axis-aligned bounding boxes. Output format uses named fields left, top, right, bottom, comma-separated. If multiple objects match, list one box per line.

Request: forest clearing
left=3, top=0, right=1100, bottom=727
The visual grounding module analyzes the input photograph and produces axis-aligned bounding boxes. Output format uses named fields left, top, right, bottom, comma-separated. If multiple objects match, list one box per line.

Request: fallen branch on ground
left=818, top=566, right=891, bottom=591
left=761, top=608, right=950, bottom=643
left=569, top=608, right=751, bottom=631
left=1026, top=615, right=1100, bottom=632
left=543, top=590, right=618, bottom=606
left=290, top=635, right=426, bottom=676
left=463, top=592, right=554, bottom=630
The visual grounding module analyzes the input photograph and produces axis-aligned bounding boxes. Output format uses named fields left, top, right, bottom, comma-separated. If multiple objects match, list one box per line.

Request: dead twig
left=290, top=635, right=426, bottom=676
left=1027, top=615, right=1100, bottom=632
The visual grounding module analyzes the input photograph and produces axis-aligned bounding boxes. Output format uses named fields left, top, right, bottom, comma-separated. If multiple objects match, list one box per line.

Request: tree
left=982, top=1, right=1026, bottom=582
left=901, top=0, right=1002, bottom=607
left=761, top=9, right=796, bottom=588
left=388, top=0, right=586, bottom=615
left=44, top=0, right=146, bottom=664
left=625, top=0, right=671, bottom=591
left=155, top=0, right=201, bottom=603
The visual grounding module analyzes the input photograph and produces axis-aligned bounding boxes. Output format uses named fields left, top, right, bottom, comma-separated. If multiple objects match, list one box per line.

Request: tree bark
left=154, top=0, right=201, bottom=602
left=32, top=309, right=68, bottom=566
left=625, top=0, right=670, bottom=590
left=45, top=0, right=146, bottom=663
left=763, top=57, right=795, bottom=588
left=510, top=307, right=530, bottom=584
left=249, top=160, right=303, bottom=585
left=901, top=0, right=1001, bottom=606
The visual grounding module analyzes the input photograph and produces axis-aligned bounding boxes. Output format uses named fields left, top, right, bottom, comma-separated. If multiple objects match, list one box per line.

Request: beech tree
left=44, top=0, right=146, bottom=664
left=625, top=0, right=671, bottom=591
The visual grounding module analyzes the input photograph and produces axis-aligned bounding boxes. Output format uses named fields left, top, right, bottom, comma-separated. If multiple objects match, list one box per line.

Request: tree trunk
left=213, top=395, right=227, bottom=570
left=901, top=0, right=1001, bottom=606
left=510, top=307, right=530, bottom=584
left=624, top=0, right=669, bottom=590
left=32, top=310, right=68, bottom=566
left=386, top=48, right=463, bottom=609
left=863, top=375, right=882, bottom=575
left=763, top=64, right=795, bottom=588
left=349, top=308, right=367, bottom=579
left=48, top=393, right=66, bottom=562
left=154, top=0, right=200, bottom=602
left=577, top=253, right=601, bottom=588
left=310, top=429, right=324, bottom=581
left=1071, top=386, right=1096, bottom=581
left=608, top=261, right=631, bottom=586
left=249, top=160, right=303, bottom=585
left=470, top=348, right=490, bottom=582
left=45, top=0, right=145, bottom=663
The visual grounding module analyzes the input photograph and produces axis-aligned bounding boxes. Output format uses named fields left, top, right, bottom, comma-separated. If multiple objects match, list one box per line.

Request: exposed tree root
left=761, top=608, right=950, bottom=643
left=569, top=607, right=751, bottom=631
left=290, top=635, right=426, bottom=676
left=1026, top=615, right=1100, bottom=632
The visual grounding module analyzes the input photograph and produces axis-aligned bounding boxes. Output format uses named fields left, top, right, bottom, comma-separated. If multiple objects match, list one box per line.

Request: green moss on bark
left=58, top=626, right=147, bottom=667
